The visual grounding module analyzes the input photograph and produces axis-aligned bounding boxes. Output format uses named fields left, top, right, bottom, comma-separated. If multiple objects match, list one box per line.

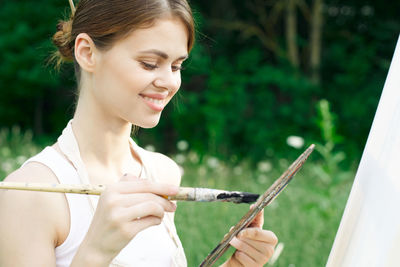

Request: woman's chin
left=135, top=118, right=161, bottom=129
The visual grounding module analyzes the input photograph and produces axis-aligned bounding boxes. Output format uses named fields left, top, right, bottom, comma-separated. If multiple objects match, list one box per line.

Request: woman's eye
left=172, top=65, right=184, bottom=72
left=141, top=62, right=158, bottom=70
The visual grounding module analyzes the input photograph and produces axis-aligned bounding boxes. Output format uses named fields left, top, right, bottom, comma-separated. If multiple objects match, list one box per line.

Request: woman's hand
left=223, top=208, right=278, bottom=267
left=71, top=174, right=178, bottom=266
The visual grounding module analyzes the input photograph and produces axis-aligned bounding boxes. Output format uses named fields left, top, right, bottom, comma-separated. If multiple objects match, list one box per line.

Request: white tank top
left=23, top=121, right=187, bottom=267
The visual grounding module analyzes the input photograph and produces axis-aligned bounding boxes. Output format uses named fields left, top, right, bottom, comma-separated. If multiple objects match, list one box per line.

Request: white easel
left=327, top=35, right=400, bottom=267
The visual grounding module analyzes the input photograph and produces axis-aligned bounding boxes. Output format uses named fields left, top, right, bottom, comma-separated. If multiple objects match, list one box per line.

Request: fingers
left=121, top=198, right=176, bottom=222
left=230, top=237, right=268, bottom=264
left=119, top=193, right=176, bottom=212
left=105, top=174, right=177, bottom=226
left=229, top=228, right=278, bottom=266
left=248, top=205, right=264, bottom=228
left=236, top=238, right=276, bottom=258
left=115, top=174, right=177, bottom=212
left=232, top=250, right=258, bottom=266
left=111, top=177, right=178, bottom=197
left=126, top=215, right=165, bottom=235
left=238, top=228, right=278, bottom=245
left=128, top=202, right=165, bottom=220
left=84, top=173, right=179, bottom=258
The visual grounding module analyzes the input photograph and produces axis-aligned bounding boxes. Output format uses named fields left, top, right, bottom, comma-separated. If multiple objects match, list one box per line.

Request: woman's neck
left=71, top=90, right=140, bottom=181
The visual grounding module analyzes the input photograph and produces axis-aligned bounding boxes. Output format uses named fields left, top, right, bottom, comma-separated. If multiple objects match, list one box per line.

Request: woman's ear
left=74, top=33, right=97, bottom=72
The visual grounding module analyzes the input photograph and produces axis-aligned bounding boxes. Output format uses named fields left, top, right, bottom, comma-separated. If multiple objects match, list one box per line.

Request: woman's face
left=91, top=17, right=189, bottom=128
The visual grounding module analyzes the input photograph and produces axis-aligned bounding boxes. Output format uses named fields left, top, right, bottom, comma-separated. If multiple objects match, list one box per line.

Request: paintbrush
left=0, top=182, right=259, bottom=204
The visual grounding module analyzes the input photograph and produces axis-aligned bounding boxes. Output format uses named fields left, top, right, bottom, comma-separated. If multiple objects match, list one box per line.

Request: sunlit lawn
left=0, top=128, right=356, bottom=267
left=174, top=152, right=355, bottom=267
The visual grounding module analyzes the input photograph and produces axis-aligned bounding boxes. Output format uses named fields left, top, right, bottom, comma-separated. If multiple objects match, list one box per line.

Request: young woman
left=0, top=0, right=278, bottom=266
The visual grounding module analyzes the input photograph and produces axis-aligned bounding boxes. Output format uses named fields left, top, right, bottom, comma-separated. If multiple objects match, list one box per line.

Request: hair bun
left=52, top=20, right=74, bottom=62
left=56, top=21, right=65, bottom=32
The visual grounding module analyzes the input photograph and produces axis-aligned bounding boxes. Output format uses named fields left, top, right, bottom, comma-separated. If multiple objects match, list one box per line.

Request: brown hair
left=51, top=0, right=195, bottom=81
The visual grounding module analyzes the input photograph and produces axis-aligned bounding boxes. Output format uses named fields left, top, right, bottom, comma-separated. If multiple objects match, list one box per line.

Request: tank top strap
left=128, top=139, right=188, bottom=266
left=57, top=119, right=90, bottom=185
left=57, top=120, right=99, bottom=211
left=22, top=146, right=82, bottom=185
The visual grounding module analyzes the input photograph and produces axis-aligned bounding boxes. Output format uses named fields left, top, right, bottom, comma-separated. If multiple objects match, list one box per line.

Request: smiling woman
left=82, top=18, right=189, bottom=128
left=0, top=1, right=277, bottom=267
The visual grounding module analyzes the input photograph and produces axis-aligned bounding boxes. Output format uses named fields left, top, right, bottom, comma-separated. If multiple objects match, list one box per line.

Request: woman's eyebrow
left=138, top=49, right=188, bottom=61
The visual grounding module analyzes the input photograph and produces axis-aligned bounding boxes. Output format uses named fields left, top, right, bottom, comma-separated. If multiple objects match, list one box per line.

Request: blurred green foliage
left=311, top=99, right=354, bottom=186
left=0, top=1, right=399, bottom=163
left=0, top=126, right=41, bottom=179
left=0, top=1, right=76, bottom=136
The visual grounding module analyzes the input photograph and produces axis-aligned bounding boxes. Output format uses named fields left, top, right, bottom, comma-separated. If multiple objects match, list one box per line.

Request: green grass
left=0, top=128, right=356, bottom=267
left=0, top=126, right=42, bottom=179
left=174, top=152, right=355, bottom=267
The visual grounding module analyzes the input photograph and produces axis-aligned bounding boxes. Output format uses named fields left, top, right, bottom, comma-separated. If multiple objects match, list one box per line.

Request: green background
left=0, top=1, right=399, bottom=266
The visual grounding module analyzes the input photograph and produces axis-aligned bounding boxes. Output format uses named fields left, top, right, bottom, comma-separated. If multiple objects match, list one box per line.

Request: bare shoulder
left=1, top=160, right=68, bottom=223
left=4, top=160, right=59, bottom=183
left=146, top=151, right=182, bottom=186
left=0, top=161, right=69, bottom=265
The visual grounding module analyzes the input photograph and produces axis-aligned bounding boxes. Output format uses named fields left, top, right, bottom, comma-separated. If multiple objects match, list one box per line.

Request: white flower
left=207, top=157, right=219, bottom=169
left=188, top=151, right=199, bottom=164
left=175, top=154, right=186, bottom=164
left=286, top=135, right=304, bottom=149
left=16, top=155, right=27, bottom=165
left=176, top=140, right=189, bottom=151
left=257, top=161, right=272, bottom=172
left=1, top=161, right=13, bottom=173
left=144, top=144, right=155, bottom=152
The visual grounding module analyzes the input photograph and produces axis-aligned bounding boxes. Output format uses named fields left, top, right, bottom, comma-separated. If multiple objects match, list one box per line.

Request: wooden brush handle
left=0, top=182, right=105, bottom=195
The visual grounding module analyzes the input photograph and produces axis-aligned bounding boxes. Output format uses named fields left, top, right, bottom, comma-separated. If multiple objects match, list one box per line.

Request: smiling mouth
left=142, top=96, right=164, bottom=105
left=140, top=94, right=166, bottom=112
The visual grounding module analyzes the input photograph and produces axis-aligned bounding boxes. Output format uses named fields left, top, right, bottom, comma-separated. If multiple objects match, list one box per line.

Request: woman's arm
left=0, top=163, right=179, bottom=266
left=0, top=163, right=69, bottom=266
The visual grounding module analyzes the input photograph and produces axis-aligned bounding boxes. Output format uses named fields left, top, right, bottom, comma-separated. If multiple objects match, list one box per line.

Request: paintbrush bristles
left=169, top=187, right=259, bottom=203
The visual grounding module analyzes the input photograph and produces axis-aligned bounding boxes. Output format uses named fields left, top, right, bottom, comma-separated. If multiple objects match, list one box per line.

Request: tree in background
left=0, top=1, right=76, bottom=136
left=0, top=0, right=399, bottom=162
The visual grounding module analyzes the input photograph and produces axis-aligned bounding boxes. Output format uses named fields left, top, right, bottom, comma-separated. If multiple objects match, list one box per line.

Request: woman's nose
left=153, top=68, right=181, bottom=93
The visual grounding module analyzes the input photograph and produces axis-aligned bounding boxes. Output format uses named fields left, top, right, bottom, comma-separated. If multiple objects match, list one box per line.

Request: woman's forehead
left=116, top=18, right=189, bottom=56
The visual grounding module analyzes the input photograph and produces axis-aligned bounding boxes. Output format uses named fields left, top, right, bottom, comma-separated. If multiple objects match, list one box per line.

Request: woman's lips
left=140, top=94, right=167, bottom=112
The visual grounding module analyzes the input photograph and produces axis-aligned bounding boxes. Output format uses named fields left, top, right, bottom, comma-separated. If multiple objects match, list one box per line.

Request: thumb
left=249, top=204, right=264, bottom=228
left=119, top=173, right=139, bottom=182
